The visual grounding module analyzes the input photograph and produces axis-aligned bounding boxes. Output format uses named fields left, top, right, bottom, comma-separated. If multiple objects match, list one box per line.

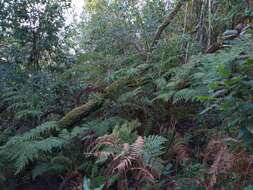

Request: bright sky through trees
left=72, top=0, right=85, bottom=17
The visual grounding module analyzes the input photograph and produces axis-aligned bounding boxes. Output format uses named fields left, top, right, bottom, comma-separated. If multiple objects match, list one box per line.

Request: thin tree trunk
left=182, top=2, right=189, bottom=64
left=207, top=0, right=212, bottom=48
left=197, top=0, right=206, bottom=48
left=150, top=0, right=185, bottom=50
left=183, top=2, right=189, bottom=34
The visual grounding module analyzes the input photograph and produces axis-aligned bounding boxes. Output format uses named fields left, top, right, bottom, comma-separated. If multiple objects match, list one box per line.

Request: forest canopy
left=0, top=0, right=253, bottom=189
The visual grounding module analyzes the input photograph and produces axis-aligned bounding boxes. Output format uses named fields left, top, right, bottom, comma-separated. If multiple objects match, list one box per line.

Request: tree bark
left=150, top=0, right=186, bottom=50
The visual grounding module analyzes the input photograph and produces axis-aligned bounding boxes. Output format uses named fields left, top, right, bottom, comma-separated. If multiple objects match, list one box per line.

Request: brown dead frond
left=83, top=134, right=121, bottom=163
left=91, top=135, right=156, bottom=189
left=95, top=134, right=120, bottom=147
left=172, top=133, right=189, bottom=162
left=131, top=167, right=155, bottom=184
left=113, top=136, right=144, bottom=173
left=204, top=139, right=234, bottom=190
left=90, top=134, right=120, bottom=154
left=231, top=151, right=253, bottom=189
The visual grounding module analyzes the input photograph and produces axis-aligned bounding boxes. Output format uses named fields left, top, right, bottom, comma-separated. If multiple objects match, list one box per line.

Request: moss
left=103, top=76, right=132, bottom=98
left=57, top=98, right=104, bottom=128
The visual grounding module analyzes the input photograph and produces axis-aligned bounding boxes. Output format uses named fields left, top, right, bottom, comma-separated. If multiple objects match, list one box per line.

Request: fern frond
left=82, top=117, right=125, bottom=136
left=114, top=136, right=144, bottom=173
left=143, top=135, right=167, bottom=160
left=2, top=94, right=26, bottom=104
left=15, top=109, right=42, bottom=119
left=31, top=156, right=72, bottom=179
left=9, top=137, right=65, bottom=174
left=31, top=162, right=52, bottom=179
left=172, top=88, right=199, bottom=103
left=6, top=102, right=31, bottom=111
left=117, top=87, right=143, bottom=103
left=1, top=90, right=19, bottom=99
left=0, top=121, right=62, bottom=174
left=112, top=120, right=139, bottom=143
left=20, top=121, right=58, bottom=141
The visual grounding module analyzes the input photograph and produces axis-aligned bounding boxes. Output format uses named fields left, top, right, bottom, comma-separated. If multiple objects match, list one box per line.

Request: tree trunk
left=196, top=0, right=207, bottom=49
left=207, top=0, right=212, bottom=48
left=150, top=0, right=185, bottom=50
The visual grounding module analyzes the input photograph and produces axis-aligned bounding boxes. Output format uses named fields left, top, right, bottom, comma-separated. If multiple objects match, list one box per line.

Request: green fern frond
left=143, top=135, right=167, bottom=159
left=142, top=135, right=167, bottom=174
left=6, top=137, right=65, bottom=174
left=15, top=109, right=42, bottom=119
left=6, top=102, right=31, bottom=111
left=0, top=121, right=62, bottom=174
left=2, top=94, right=26, bottom=104
left=81, top=117, right=125, bottom=136
left=20, top=121, right=58, bottom=141
left=172, top=88, right=198, bottom=103
left=112, top=120, right=139, bottom=143
left=31, top=156, right=72, bottom=179
left=1, top=90, right=19, bottom=99
left=167, top=60, right=198, bottom=80
left=31, top=162, right=52, bottom=180
left=117, top=87, right=143, bottom=103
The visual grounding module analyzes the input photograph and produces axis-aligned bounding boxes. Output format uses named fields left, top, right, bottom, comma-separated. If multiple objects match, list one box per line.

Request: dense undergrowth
left=1, top=0, right=253, bottom=190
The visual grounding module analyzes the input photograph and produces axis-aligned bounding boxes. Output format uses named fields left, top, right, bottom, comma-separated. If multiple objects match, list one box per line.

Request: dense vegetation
left=0, top=0, right=253, bottom=189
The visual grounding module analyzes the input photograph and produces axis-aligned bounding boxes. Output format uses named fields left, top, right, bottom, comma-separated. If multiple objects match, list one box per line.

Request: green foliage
left=143, top=135, right=167, bottom=160
left=192, top=33, right=253, bottom=145
left=1, top=0, right=253, bottom=189
left=142, top=135, right=167, bottom=174
left=0, top=0, right=71, bottom=70
left=0, top=121, right=62, bottom=174
left=2, top=85, right=43, bottom=120
left=244, top=185, right=253, bottom=190
left=31, top=156, right=72, bottom=179
left=112, top=120, right=139, bottom=143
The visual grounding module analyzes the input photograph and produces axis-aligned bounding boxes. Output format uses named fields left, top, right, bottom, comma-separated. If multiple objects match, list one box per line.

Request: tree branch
left=150, top=0, right=186, bottom=50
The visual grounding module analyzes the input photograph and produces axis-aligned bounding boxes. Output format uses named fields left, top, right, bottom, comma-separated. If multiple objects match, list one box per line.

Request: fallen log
left=57, top=72, right=144, bottom=128
left=57, top=63, right=152, bottom=129
left=57, top=98, right=104, bottom=128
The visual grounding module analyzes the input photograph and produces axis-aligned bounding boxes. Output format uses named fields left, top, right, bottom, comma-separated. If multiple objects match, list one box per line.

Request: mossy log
left=57, top=98, right=104, bottom=128
left=57, top=64, right=151, bottom=128
left=57, top=76, right=133, bottom=128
